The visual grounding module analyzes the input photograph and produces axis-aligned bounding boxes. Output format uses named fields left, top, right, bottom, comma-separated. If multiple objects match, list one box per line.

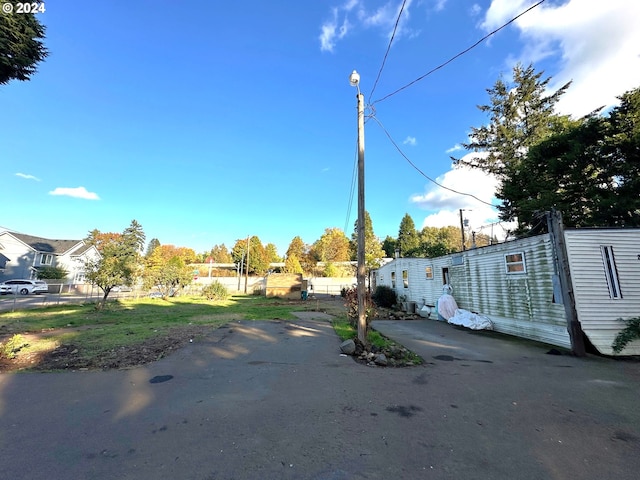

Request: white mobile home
left=374, top=228, right=640, bottom=356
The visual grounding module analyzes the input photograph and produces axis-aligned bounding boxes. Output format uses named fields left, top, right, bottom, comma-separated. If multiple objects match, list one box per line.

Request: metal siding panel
left=564, top=229, right=640, bottom=355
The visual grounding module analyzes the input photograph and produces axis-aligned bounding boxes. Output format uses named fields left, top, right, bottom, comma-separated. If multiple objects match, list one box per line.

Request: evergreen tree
left=453, top=63, right=571, bottom=226
left=397, top=213, right=419, bottom=257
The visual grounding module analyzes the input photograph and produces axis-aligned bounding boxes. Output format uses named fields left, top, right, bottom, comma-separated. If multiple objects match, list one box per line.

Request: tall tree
left=143, top=245, right=192, bottom=298
left=350, top=211, right=385, bottom=269
left=145, top=238, right=161, bottom=257
left=311, top=228, right=351, bottom=263
left=83, top=221, right=146, bottom=309
left=397, top=214, right=419, bottom=257
left=231, top=236, right=269, bottom=275
left=208, top=244, right=233, bottom=263
left=381, top=235, right=397, bottom=258
left=264, top=243, right=281, bottom=264
left=453, top=63, right=571, bottom=225
left=502, top=86, right=640, bottom=229
left=0, top=3, right=48, bottom=85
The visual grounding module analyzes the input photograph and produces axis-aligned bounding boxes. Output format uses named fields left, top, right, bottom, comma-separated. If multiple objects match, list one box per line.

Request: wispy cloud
left=403, top=136, right=417, bottom=146
left=446, top=144, right=462, bottom=153
left=49, top=186, right=100, bottom=200
left=481, top=0, right=640, bottom=117
left=15, top=172, right=41, bottom=181
left=319, top=0, right=419, bottom=52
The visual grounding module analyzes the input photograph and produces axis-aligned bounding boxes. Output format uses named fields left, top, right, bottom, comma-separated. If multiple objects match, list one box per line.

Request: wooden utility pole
left=459, top=209, right=466, bottom=251
left=244, top=236, right=250, bottom=294
left=547, top=209, right=586, bottom=356
left=350, top=70, right=367, bottom=345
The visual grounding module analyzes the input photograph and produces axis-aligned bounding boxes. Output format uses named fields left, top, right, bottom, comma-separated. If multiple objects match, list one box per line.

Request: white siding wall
left=564, top=229, right=640, bottom=355
left=0, top=233, right=35, bottom=280
left=376, top=235, right=571, bottom=350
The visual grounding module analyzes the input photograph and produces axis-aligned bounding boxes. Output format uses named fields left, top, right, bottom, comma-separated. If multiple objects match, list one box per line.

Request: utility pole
left=244, top=235, right=250, bottom=294
left=459, top=209, right=466, bottom=251
left=547, top=209, right=586, bottom=356
left=350, top=70, right=367, bottom=344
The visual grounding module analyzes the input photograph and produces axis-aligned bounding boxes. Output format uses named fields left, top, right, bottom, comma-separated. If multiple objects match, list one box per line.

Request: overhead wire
left=344, top=136, right=359, bottom=234
left=369, top=114, right=495, bottom=207
left=370, top=0, right=547, bottom=106
left=368, top=0, right=408, bottom=105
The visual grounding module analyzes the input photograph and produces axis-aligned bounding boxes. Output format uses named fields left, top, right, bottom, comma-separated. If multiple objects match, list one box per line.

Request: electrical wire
left=368, top=0, right=408, bottom=104
left=371, top=0, right=547, bottom=107
left=369, top=114, right=495, bottom=207
left=344, top=137, right=359, bottom=234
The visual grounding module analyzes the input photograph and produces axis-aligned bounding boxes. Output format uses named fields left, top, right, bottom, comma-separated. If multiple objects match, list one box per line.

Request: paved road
left=0, top=292, right=134, bottom=311
left=0, top=315, right=638, bottom=480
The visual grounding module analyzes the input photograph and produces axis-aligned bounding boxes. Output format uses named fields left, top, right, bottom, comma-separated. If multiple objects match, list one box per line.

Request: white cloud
left=49, top=186, right=100, bottom=200
left=408, top=156, right=517, bottom=238
left=320, top=0, right=417, bottom=51
left=482, top=0, right=640, bottom=117
left=445, top=144, right=462, bottom=153
left=15, top=172, right=41, bottom=181
left=403, top=136, right=417, bottom=146
left=319, top=4, right=354, bottom=52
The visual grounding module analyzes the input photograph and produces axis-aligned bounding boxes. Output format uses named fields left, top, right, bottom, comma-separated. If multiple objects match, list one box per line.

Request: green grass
left=0, top=295, right=321, bottom=370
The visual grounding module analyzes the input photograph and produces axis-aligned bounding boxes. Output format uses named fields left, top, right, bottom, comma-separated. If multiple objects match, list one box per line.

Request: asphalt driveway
left=0, top=316, right=638, bottom=480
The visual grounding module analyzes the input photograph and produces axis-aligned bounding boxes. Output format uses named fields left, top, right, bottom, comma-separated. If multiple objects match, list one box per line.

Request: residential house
left=0, top=231, right=100, bottom=284
left=374, top=228, right=640, bottom=356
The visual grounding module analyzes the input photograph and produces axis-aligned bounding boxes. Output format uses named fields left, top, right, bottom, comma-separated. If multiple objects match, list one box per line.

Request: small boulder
left=374, top=353, right=388, bottom=366
left=340, top=339, right=356, bottom=355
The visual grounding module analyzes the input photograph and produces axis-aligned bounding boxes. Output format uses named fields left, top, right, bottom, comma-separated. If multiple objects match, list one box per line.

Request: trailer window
left=425, top=266, right=433, bottom=280
left=505, top=253, right=526, bottom=274
left=601, top=246, right=622, bottom=299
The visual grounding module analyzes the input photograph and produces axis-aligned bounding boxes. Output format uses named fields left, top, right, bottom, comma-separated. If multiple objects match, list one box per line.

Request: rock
left=340, top=339, right=356, bottom=355
left=374, top=353, right=388, bottom=366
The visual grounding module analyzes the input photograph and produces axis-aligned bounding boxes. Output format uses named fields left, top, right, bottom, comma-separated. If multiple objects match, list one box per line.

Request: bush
left=371, top=285, right=397, bottom=308
left=343, top=286, right=377, bottom=328
left=202, top=281, right=229, bottom=301
left=612, top=316, right=640, bottom=354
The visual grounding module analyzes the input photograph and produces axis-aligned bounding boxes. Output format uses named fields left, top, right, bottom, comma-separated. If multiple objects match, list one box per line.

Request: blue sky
left=2, top=0, right=639, bottom=256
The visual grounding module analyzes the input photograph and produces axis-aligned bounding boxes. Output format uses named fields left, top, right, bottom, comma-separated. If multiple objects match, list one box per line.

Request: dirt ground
left=0, top=325, right=216, bottom=373
left=0, top=297, right=350, bottom=373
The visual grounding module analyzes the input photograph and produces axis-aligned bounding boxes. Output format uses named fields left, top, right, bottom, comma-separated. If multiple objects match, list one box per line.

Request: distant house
left=374, top=227, right=640, bottom=356
left=0, top=231, right=100, bottom=284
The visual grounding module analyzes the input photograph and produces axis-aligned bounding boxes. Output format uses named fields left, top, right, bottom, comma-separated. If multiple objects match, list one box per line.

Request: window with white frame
left=391, top=271, right=396, bottom=289
left=402, top=270, right=409, bottom=288
left=601, top=246, right=622, bottom=299
left=505, top=252, right=526, bottom=274
left=425, top=266, right=434, bottom=280
left=40, top=253, right=53, bottom=265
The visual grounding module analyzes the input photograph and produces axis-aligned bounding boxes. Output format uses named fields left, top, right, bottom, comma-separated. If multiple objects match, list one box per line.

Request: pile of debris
left=339, top=337, right=420, bottom=367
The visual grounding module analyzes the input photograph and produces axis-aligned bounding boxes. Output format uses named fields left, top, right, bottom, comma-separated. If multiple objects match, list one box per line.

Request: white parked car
left=0, top=279, right=49, bottom=295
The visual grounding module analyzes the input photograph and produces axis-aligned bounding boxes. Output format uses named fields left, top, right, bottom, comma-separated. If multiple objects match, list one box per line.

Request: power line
left=344, top=137, right=359, bottom=234
left=371, top=0, right=547, bottom=106
left=369, top=114, right=495, bottom=207
left=368, top=0, right=408, bottom=104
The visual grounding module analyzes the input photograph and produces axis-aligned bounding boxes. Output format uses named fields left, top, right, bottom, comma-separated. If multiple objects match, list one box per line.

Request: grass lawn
left=0, top=295, right=342, bottom=372
left=0, top=294, right=419, bottom=371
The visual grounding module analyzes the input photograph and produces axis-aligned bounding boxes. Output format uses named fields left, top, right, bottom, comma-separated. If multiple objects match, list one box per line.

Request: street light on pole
left=350, top=69, right=367, bottom=344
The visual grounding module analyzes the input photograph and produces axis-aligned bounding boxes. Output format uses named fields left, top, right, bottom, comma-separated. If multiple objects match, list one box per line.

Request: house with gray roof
left=0, top=230, right=100, bottom=283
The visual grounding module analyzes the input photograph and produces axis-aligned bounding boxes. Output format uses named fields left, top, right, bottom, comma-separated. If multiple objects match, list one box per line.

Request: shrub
left=37, top=266, right=68, bottom=279
left=202, top=281, right=229, bottom=301
left=371, top=285, right=397, bottom=309
left=612, top=316, right=640, bottom=354
left=343, top=286, right=377, bottom=328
